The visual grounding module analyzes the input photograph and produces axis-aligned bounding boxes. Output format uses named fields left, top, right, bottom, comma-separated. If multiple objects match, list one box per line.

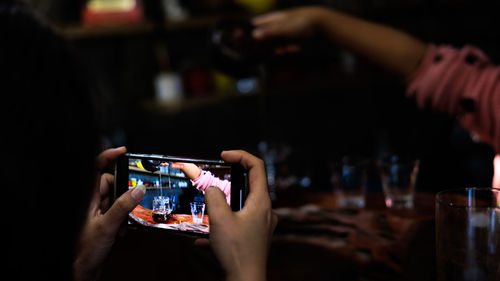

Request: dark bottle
left=142, top=160, right=161, bottom=173
left=210, top=18, right=275, bottom=78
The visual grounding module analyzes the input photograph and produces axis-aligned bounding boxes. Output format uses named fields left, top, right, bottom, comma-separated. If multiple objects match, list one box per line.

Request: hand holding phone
left=114, top=152, right=248, bottom=236
left=198, top=150, right=278, bottom=281
left=74, top=147, right=145, bottom=281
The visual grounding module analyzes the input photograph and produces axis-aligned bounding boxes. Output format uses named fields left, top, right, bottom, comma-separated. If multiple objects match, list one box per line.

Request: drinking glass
left=331, top=156, right=367, bottom=208
left=379, top=156, right=419, bottom=209
left=152, top=196, right=170, bottom=223
left=190, top=202, right=205, bottom=224
left=436, top=188, right=500, bottom=281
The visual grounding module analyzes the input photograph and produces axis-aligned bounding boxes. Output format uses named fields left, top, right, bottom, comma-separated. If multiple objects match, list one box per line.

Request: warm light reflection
left=385, top=198, right=393, bottom=208
left=493, top=155, right=500, bottom=188
left=496, top=191, right=500, bottom=208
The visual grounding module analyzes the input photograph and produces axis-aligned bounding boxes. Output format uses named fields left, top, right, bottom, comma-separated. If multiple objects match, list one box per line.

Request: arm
left=252, top=6, right=427, bottom=79
left=254, top=6, right=500, bottom=188
left=192, top=170, right=231, bottom=204
left=179, top=162, right=231, bottom=203
left=406, top=45, right=500, bottom=152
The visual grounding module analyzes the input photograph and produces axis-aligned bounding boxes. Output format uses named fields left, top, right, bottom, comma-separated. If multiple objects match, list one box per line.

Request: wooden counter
left=130, top=204, right=209, bottom=234
left=99, top=191, right=436, bottom=281
left=269, top=191, right=436, bottom=281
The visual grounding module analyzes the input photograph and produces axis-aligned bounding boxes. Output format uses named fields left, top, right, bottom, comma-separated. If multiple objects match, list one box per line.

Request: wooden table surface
left=269, top=191, right=436, bottom=281
left=99, top=191, right=437, bottom=281
left=128, top=204, right=209, bottom=235
left=131, top=204, right=210, bottom=225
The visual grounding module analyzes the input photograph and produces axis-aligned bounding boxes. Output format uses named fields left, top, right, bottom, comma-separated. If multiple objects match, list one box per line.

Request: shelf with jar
left=143, top=89, right=260, bottom=115
left=128, top=168, right=190, bottom=190
left=54, top=21, right=154, bottom=40
left=146, top=30, right=264, bottom=114
left=56, top=14, right=245, bottom=40
left=129, top=166, right=189, bottom=180
left=53, top=0, right=251, bottom=40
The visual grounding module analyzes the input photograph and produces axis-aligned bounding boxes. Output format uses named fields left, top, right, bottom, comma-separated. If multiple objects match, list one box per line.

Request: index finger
left=221, top=150, right=269, bottom=199
left=252, top=11, right=286, bottom=26
left=96, top=146, right=127, bottom=170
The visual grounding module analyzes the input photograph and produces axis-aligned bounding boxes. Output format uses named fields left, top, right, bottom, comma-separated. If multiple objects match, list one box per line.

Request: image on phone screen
left=116, top=154, right=246, bottom=235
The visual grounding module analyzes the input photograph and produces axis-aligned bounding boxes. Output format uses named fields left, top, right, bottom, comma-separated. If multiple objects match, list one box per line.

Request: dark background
left=26, top=0, right=499, bottom=197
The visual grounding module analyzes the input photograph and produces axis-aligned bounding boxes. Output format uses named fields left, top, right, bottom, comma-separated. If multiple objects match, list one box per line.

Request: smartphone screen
left=115, top=153, right=247, bottom=236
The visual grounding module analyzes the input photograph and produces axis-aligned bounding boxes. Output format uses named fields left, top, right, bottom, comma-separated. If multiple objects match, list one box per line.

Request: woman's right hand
left=179, top=162, right=202, bottom=180
left=253, top=5, right=427, bottom=78
left=252, top=6, right=330, bottom=41
left=197, top=150, right=277, bottom=281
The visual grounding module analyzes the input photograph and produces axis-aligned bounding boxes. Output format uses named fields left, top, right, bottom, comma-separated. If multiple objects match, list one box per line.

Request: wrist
left=73, top=256, right=101, bottom=281
left=310, top=7, right=338, bottom=35
left=224, top=259, right=267, bottom=281
left=73, top=258, right=91, bottom=281
left=225, top=269, right=266, bottom=281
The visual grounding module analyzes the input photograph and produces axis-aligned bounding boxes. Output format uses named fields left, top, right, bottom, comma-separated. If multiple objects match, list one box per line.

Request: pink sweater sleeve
left=191, top=171, right=231, bottom=205
left=406, top=44, right=500, bottom=152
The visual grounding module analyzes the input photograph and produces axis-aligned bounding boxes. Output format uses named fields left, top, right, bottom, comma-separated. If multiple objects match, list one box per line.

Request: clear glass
left=331, top=157, right=367, bottom=209
left=436, top=188, right=500, bottom=281
left=152, top=196, right=170, bottom=223
left=190, top=202, right=205, bottom=224
left=379, top=157, right=419, bottom=209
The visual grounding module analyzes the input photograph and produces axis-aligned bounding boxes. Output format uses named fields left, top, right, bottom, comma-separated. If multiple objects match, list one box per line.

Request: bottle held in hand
left=210, top=18, right=293, bottom=77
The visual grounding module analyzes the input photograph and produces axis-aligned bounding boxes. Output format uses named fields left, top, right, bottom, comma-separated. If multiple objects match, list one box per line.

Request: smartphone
left=114, top=153, right=248, bottom=236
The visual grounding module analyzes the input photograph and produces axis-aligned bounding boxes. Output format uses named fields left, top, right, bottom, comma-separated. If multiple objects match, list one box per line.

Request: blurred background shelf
left=162, top=14, right=244, bottom=31
left=142, top=94, right=259, bottom=115
left=129, top=166, right=189, bottom=179
left=28, top=0, right=499, bottom=194
left=56, top=15, right=245, bottom=40
left=55, top=22, right=155, bottom=40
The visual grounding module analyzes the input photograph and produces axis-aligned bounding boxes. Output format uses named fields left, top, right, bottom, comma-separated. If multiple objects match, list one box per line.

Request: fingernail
left=131, top=185, right=146, bottom=202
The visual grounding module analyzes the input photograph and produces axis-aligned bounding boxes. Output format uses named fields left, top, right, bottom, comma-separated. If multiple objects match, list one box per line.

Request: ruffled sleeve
left=191, top=171, right=231, bottom=205
left=406, top=44, right=500, bottom=152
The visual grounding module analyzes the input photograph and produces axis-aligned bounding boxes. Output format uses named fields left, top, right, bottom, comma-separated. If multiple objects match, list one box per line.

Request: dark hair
left=1, top=1, right=99, bottom=280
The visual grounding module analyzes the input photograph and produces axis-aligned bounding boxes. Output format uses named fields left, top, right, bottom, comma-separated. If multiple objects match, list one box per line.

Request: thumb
left=102, top=185, right=145, bottom=229
left=204, top=187, right=232, bottom=224
left=194, top=238, right=210, bottom=248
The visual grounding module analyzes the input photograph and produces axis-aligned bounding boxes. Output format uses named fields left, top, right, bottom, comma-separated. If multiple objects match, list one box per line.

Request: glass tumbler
left=190, top=202, right=205, bottom=224
left=331, top=156, right=367, bottom=209
left=436, top=188, right=500, bottom=281
left=379, top=156, right=420, bottom=209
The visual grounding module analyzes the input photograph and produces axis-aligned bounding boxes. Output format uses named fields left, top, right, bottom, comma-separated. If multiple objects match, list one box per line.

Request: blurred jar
left=235, top=0, right=275, bottom=14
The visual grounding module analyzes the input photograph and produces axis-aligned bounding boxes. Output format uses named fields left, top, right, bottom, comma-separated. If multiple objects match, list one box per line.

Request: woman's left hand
left=73, top=147, right=145, bottom=281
